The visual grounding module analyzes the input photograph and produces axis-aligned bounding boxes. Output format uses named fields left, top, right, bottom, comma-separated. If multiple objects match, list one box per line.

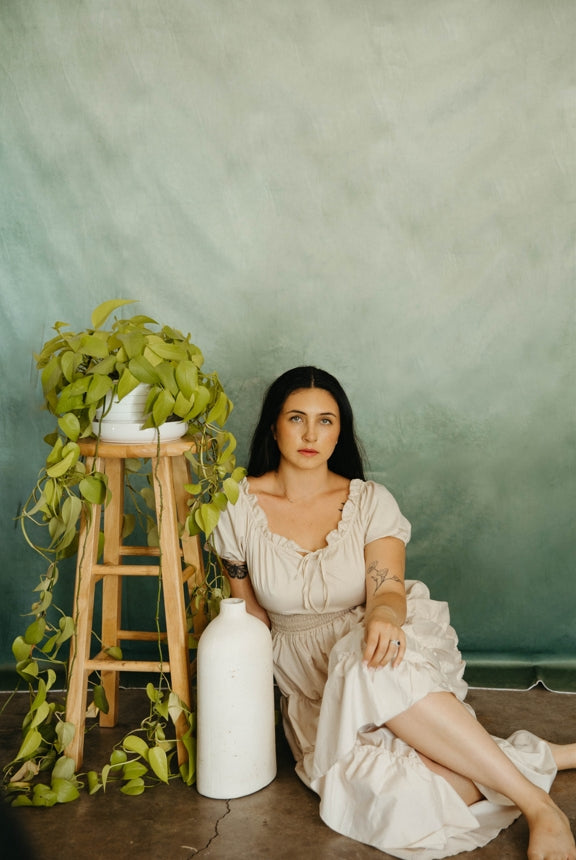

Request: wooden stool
left=64, top=436, right=205, bottom=769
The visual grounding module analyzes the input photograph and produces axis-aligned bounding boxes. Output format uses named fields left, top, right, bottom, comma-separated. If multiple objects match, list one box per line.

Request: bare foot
left=526, top=795, right=576, bottom=860
left=548, top=742, right=576, bottom=771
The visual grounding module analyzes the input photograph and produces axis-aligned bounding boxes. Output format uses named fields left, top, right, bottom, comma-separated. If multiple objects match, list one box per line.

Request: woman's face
left=273, top=387, right=341, bottom=471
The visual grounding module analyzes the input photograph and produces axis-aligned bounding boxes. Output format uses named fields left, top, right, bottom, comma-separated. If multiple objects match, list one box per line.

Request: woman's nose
left=303, top=422, right=317, bottom=441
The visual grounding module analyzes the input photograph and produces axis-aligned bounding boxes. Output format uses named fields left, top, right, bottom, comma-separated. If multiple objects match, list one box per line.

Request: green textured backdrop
left=1, top=1, right=574, bottom=689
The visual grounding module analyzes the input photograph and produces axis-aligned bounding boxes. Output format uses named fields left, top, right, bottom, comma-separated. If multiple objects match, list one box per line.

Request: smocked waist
left=268, top=606, right=361, bottom=633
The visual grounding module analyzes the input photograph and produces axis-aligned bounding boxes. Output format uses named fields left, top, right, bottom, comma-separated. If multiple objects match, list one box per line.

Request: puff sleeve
left=361, top=481, right=411, bottom=546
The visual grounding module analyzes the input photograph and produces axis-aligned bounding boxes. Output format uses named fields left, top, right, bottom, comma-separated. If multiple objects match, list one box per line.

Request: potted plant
left=3, top=299, right=244, bottom=805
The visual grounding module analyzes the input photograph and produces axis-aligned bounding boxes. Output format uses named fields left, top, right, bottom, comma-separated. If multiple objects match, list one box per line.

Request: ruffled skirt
left=269, top=580, right=556, bottom=860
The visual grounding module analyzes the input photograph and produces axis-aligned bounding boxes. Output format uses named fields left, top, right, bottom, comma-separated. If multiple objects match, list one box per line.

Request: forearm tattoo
left=367, top=561, right=401, bottom=593
left=221, top=559, right=249, bottom=580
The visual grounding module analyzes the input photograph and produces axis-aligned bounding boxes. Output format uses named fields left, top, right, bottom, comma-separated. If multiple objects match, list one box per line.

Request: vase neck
left=219, top=598, right=246, bottom=617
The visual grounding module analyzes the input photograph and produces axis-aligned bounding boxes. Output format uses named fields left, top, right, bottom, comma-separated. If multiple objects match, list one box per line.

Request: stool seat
left=64, top=435, right=205, bottom=769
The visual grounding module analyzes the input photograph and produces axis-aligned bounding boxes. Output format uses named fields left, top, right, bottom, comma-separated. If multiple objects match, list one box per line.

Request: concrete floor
left=1, top=685, right=575, bottom=859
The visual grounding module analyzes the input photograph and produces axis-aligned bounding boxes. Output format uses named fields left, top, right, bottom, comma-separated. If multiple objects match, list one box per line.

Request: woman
left=210, top=366, right=576, bottom=860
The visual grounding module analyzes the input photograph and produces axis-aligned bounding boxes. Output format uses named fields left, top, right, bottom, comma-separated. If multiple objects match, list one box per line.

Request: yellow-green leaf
left=58, top=412, right=81, bottom=441
left=120, top=777, right=146, bottom=796
left=51, top=777, right=80, bottom=803
left=12, top=636, right=33, bottom=662
left=79, top=474, right=108, bottom=504
left=15, top=728, right=43, bottom=761
left=91, top=299, right=136, bottom=331
left=93, top=684, right=110, bottom=714
left=148, top=746, right=169, bottom=783
left=24, top=617, right=46, bottom=646
left=122, top=735, right=150, bottom=760
left=87, top=771, right=101, bottom=795
left=122, top=761, right=149, bottom=780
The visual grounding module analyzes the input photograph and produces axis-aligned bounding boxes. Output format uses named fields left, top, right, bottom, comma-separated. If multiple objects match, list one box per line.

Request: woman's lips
left=298, top=449, right=318, bottom=455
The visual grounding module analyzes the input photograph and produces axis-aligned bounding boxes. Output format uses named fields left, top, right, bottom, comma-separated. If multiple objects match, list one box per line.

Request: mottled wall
left=1, top=1, right=574, bottom=685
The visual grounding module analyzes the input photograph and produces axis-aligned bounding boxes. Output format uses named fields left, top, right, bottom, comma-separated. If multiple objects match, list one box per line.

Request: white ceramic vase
left=92, top=383, right=187, bottom=443
left=196, top=598, right=277, bottom=799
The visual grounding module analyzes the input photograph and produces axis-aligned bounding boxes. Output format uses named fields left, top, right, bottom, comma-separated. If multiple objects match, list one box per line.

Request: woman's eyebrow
left=284, top=409, right=338, bottom=417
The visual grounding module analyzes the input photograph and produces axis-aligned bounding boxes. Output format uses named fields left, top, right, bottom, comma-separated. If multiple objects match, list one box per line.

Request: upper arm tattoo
left=221, top=558, right=249, bottom=580
left=367, top=560, right=401, bottom=593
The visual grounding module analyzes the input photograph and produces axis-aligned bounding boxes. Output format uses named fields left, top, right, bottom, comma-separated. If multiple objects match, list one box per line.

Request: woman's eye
left=289, top=415, right=302, bottom=423
left=320, top=418, right=332, bottom=425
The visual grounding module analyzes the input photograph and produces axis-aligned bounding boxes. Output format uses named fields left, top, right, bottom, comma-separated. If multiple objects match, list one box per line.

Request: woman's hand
left=363, top=605, right=405, bottom=669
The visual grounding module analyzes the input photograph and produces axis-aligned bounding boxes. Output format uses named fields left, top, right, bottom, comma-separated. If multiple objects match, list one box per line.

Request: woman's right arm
left=219, top=559, right=271, bottom=629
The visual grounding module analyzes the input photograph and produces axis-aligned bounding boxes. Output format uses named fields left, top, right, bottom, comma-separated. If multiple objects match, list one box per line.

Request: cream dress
left=210, top=478, right=556, bottom=859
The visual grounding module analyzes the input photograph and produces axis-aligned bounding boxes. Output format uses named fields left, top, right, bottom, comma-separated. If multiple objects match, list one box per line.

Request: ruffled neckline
left=241, top=477, right=364, bottom=556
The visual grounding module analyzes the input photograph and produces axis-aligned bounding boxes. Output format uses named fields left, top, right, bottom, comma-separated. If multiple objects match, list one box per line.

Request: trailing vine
left=1, top=300, right=242, bottom=805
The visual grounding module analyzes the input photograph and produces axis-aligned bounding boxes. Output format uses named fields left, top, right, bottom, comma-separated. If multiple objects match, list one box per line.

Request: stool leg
left=172, top=454, right=208, bottom=637
left=99, top=458, right=124, bottom=728
left=152, top=455, right=191, bottom=765
left=65, top=466, right=102, bottom=769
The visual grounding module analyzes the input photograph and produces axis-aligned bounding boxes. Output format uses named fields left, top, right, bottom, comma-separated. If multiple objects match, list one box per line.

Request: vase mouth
left=220, top=598, right=246, bottom=612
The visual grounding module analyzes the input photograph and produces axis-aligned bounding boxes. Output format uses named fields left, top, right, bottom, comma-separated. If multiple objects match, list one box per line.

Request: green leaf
left=87, top=771, right=101, bottom=795
left=110, top=749, right=128, bottom=767
left=24, top=617, right=47, bottom=645
left=146, top=682, right=160, bottom=703
left=46, top=442, right=80, bottom=478
left=86, top=373, right=114, bottom=405
left=178, top=728, right=196, bottom=786
left=15, top=728, right=43, bottom=761
left=128, top=355, right=160, bottom=385
left=78, top=333, right=110, bottom=359
left=16, top=659, right=39, bottom=682
left=30, top=701, right=51, bottom=729
left=146, top=338, right=188, bottom=362
left=188, top=385, right=211, bottom=419
left=223, top=477, right=240, bottom=504
left=51, top=756, right=76, bottom=781
left=12, top=636, right=33, bottom=662
left=152, top=388, right=175, bottom=426
left=93, top=684, right=110, bottom=714
left=194, top=502, right=221, bottom=537
left=57, top=615, right=75, bottom=644
left=55, top=721, right=76, bottom=753
left=91, top=299, right=137, bottom=331
left=31, top=783, right=57, bottom=807
left=175, top=361, right=199, bottom=399
left=120, top=777, right=146, bottom=796
left=58, top=412, right=81, bottom=441
left=79, top=474, right=108, bottom=504
left=122, top=735, right=150, bottom=760
left=11, top=795, right=34, bottom=807
left=148, top=746, right=169, bottom=783
left=51, top=777, right=80, bottom=803
left=207, top=391, right=231, bottom=426
left=116, top=368, right=141, bottom=401
left=116, top=331, right=146, bottom=359
left=122, top=761, right=149, bottom=780
left=104, top=646, right=123, bottom=660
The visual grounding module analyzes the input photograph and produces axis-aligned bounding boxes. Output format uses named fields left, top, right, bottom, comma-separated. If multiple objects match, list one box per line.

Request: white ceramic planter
left=196, top=598, right=277, bottom=799
left=92, top=383, right=187, bottom=443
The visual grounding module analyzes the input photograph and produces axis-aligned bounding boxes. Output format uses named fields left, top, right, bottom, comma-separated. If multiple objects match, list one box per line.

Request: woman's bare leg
left=548, top=743, right=576, bottom=771
left=418, top=752, right=483, bottom=805
left=386, top=692, right=576, bottom=860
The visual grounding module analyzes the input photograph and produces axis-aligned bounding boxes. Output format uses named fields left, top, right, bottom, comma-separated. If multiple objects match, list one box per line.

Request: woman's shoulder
left=245, top=473, right=276, bottom=494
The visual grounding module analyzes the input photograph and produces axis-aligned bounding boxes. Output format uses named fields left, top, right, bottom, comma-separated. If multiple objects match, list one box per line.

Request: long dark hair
left=247, top=366, right=365, bottom=480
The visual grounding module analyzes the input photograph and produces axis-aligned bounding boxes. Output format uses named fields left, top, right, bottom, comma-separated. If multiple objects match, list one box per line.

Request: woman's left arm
left=363, top=536, right=407, bottom=669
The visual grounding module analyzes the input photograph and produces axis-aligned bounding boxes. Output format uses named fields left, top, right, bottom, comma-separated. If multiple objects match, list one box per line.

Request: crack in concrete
left=183, top=799, right=232, bottom=856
